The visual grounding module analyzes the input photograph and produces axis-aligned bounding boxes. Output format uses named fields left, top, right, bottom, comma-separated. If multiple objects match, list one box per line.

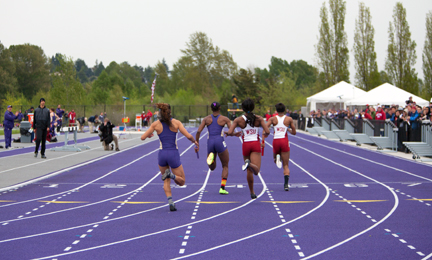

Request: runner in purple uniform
left=141, top=103, right=199, bottom=211
left=195, top=102, right=240, bottom=195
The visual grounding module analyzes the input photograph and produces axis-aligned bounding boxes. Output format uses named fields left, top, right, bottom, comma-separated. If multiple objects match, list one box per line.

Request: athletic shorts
left=158, top=149, right=181, bottom=169
left=207, top=136, right=227, bottom=155
left=242, top=140, right=261, bottom=157
left=273, top=138, right=290, bottom=154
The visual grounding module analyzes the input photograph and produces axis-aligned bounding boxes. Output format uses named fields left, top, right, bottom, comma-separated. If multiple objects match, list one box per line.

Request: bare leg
left=208, top=153, right=217, bottom=171
left=218, top=149, right=229, bottom=179
left=281, top=151, right=290, bottom=176
left=244, top=152, right=261, bottom=197
left=158, top=165, right=172, bottom=197
left=171, top=165, right=186, bottom=186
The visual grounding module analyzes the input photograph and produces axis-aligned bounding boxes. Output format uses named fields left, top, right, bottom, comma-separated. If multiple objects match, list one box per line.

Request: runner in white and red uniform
left=266, top=103, right=296, bottom=191
left=225, top=98, right=270, bottom=199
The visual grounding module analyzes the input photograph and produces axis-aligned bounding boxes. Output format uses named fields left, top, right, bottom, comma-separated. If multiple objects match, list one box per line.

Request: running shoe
left=34, top=152, right=38, bottom=158
left=169, top=203, right=177, bottom=211
left=284, top=184, right=289, bottom=191
left=41, top=155, right=47, bottom=159
left=242, top=159, right=250, bottom=171
left=276, top=154, right=282, bottom=169
left=219, top=188, right=229, bottom=195
left=251, top=193, right=257, bottom=199
left=207, top=152, right=214, bottom=165
left=162, top=169, right=171, bottom=181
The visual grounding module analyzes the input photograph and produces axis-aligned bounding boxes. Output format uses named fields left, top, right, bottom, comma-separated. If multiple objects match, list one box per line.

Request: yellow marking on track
left=38, top=201, right=88, bottom=204
left=0, top=200, right=15, bottom=202
left=186, top=201, right=240, bottom=204
left=261, top=201, right=314, bottom=204
left=111, top=201, right=164, bottom=204
left=334, top=200, right=387, bottom=203
left=407, top=199, right=432, bottom=201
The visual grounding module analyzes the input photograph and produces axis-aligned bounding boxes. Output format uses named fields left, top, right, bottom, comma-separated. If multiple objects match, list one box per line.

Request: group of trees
left=1, top=1, right=431, bottom=113
left=316, top=0, right=432, bottom=100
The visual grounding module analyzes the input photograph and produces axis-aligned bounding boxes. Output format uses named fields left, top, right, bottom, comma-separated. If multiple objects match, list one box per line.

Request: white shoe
left=242, top=159, right=250, bottom=171
left=276, top=154, right=282, bottom=169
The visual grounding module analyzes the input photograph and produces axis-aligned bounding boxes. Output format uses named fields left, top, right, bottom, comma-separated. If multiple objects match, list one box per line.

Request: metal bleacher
left=403, top=120, right=432, bottom=162
left=332, top=119, right=356, bottom=141
left=369, top=119, right=398, bottom=152
left=350, top=119, right=376, bottom=146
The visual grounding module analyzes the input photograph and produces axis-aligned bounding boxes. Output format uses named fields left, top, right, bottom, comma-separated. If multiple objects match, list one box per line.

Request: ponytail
left=156, top=103, right=172, bottom=127
left=241, top=98, right=256, bottom=127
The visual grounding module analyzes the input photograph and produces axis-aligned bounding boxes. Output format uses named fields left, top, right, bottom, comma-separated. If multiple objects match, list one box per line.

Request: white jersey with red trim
left=241, top=115, right=259, bottom=142
left=274, top=115, right=288, bottom=139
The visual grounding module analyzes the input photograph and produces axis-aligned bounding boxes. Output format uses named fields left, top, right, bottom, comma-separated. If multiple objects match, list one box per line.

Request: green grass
left=0, top=129, right=20, bottom=136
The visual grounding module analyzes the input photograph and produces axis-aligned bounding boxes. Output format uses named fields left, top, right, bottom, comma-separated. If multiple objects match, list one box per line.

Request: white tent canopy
left=306, top=81, right=367, bottom=112
left=346, top=83, right=429, bottom=107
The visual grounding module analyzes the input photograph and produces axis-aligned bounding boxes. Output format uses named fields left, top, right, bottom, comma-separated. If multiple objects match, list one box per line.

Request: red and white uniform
left=241, top=115, right=261, bottom=156
left=272, top=115, right=290, bottom=154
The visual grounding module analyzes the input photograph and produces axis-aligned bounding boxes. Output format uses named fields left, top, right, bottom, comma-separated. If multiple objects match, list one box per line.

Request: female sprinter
left=195, top=102, right=240, bottom=195
left=225, top=98, right=270, bottom=199
left=141, top=103, right=199, bottom=211
left=266, top=103, right=296, bottom=191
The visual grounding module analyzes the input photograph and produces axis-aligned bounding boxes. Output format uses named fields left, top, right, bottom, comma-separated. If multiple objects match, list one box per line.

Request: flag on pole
left=150, top=74, right=157, bottom=103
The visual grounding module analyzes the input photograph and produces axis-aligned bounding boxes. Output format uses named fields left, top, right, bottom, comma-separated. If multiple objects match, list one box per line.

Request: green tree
left=93, top=60, right=105, bottom=77
left=316, top=0, right=350, bottom=89
left=422, top=11, right=432, bottom=100
left=353, top=2, right=381, bottom=90
left=232, top=69, right=261, bottom=104
left=154, top=61, right=170, bottom=97
left=49, top=55, right=86, bottom=106
left=180, top=32, right=237, bottom=97
left=9, top=44, right=50, bottom=100
left=0, top=42, right=17, bottom=97
left=90, top=70, right=110, bottom=105
left=385, top=2, right=418, bottom=93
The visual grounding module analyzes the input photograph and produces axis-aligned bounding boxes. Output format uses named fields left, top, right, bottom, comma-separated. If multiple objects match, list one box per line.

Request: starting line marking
left=334, top=200, right=387, bottom=203
left=38, top=201, right=88, bottom=204
left=185, top=201, right=239, bottom=204
left=110, top=201, right=164, bottom=204
left=261, top=201, right=314, bottom=204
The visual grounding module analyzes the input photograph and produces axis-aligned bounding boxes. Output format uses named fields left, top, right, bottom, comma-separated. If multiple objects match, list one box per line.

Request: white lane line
left=32, top=167, right=268, bottom=259
left=292, top=134, right=432, bottom=180
left=0, top=134, right=200, bottom=224
left=0, top=136, right=145, bottom=193
left=281, top=141, right=399, bottom=260
left=423, top=252, right=432, bottom=260
left=0, top=137, right=158, bottom=206
left=72, top=240, right=80, bottom=245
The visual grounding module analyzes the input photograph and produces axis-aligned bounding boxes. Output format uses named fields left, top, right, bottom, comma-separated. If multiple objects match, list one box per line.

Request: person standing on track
left=266, top=103, right=296, bottom=191
left=3, top=105, right=18, bottom=149
left=195, top=102, right=239, bottom=195
left=140, top=103, right=199, bottom=211
left=225, top=98, right=270, bottom=199
left=33, top=98, right=50, bottom=159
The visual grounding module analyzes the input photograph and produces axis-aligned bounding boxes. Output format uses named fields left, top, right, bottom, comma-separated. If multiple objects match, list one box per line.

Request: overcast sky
left=1, top=0, right=431, bottom=84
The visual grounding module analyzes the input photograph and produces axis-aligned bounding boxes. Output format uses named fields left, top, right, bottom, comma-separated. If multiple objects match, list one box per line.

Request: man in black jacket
left=33, top=98, right=50, bottom=158
left=99, top=118, right=120, bottom=151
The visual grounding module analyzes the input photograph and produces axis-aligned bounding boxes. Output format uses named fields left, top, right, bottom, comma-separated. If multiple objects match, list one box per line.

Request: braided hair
left=157, top=103, right=172, bottom=127
left=211, top=102, right=221, bottom=112
left=242, top=98, right=256, bottom=127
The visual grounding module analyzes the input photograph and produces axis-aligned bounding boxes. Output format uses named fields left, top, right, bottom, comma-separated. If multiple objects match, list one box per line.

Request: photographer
left=99, top=118, right=120, bottom=151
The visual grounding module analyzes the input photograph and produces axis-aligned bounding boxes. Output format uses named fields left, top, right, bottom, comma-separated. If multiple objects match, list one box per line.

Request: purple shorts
left=158, top=149, right=181, bottom=169
left=207, top=136, right=227, bottom=155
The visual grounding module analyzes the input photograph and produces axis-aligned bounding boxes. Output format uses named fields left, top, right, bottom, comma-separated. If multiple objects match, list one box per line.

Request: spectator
left=406, top=96, right=414, bottom=105
left=146, top=109, right=153, bottom=125
left=68, top=109, right=76, bottom=126
left=88, top=115, right=97, bottom=133
left=48, top=108, right=59, bottom=142
left=33, top=98, right=50, bottom=158
left=99, top=118, right=120, bottom=151
left=16, top=110, right=24, bottom=126
left=291, top=110, right=299, bottom=130
left=298, top=110, right=304, bottom=130
left=375, top=105, right=386, bottom=120
left=420, top=107, right=429, bottom=121
left=23, top=106, right=34, bottom=122
left=141, top=110, right=147, bottom=127
left=231, top=94, right=239, bottom=109
left=98, top=112, right=104, bottom=123
left=56, top=105, right=65, bottom=132
left=352, top=108, right=361, bottom=119
left=369, top=107, right=376, bottom=119
left=3, top=105, right=18, bottom=149
left=154, top=110, right=159, bottom=121
left=264, top=110, right=271, bottom=121
left=286, top=109, right=291, bottom=117
left=408, top=105, right=420, bottom=130
left=77, top=117, right=86, bottom=132
left=361, top=109, right=373, bottom=120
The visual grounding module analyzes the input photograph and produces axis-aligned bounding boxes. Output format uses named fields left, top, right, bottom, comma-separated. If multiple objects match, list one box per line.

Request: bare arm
left=260, top=117, right=270, bottom=137
left=225, top=117, right=239, bottom=136
left=176, top=119, right=199, bottom=147
left=195, top=117, right=207, bottom=152
left=140, top=122, right=156, bottom=140
left=286, top=118, right=296, bottom=135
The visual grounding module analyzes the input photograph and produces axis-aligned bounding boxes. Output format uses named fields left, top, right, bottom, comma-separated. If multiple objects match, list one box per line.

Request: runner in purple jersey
left=141, top=103, right=198, bottom=211
left=195, top=102, right=241, bottom=195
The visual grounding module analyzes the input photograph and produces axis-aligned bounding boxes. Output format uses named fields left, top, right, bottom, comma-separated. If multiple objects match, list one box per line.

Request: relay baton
left=196, top=146, right=199, bottom=159
left=261, top=139, right=264, bottom=156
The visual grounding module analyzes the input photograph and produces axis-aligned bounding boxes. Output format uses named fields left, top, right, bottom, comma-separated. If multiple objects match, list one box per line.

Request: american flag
left=150, top=74, right=157, bottom=103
